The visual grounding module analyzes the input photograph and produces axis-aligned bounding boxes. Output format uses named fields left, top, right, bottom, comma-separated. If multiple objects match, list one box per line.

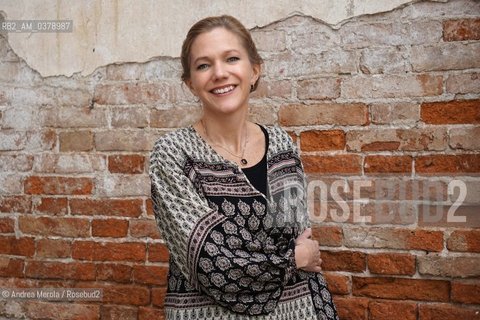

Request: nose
left=212, top=61, right=228, bottom=80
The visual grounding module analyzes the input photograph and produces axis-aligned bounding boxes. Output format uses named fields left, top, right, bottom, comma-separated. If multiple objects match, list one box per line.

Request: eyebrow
left=192, top=49, right=241, bottom=65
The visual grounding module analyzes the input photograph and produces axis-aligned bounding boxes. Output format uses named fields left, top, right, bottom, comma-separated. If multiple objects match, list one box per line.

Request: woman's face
left=186, top=27, right=260, bottom=116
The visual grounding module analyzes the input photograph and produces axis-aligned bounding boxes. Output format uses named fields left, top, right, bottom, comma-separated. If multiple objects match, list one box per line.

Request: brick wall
left=1, top=1, right=479, bottom=319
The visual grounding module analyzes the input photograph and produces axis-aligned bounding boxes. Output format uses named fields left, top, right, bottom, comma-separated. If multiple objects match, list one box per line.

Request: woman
left=150, top=15, right=339, bottom=319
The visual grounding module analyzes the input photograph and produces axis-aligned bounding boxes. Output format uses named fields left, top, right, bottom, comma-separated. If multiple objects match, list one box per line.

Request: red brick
left=421, top=99, right=480, bottom=124
left=333, top=296, right=369, bottom=320
left=323, top=272, right=350, bottom=295
left=279, top=103, right=368, bottom=126
left=343, top=227, right=443, bottom=252
left=404, top=229, right=444, bottom=251
left=361, top=202, right=416, bottom=225
left=138, top=307, right=165, bottom=320
left=92, top=219, right=129, bottom=238
left=152, top=287, right=168, bottom=307
left=100, top=305, right=138, bottom=320
left=0, top=257, right=24, bottom=277
left=418, top=204, right=479, bottom=228
left=352, top=178, right=448, bottom=202
left=148, top=243, right=170, bottom=262
left=443, top=18, right=480, bottom=41
left=59, top=130, right=94, bottom=151
left=0, top=195, right=31, bottom=213
left=300, top=130, right=346, bottom=151
left=322, top=250, right=366, bottom=272
left=451, top=281, right=480, bottom=304
left=22, top=301, right=100, bottom=320
left=346, top=128, right=447, bottom=152
left=24, top=176, right=93, bottom=195
left=369, top=300, right=416, bottom=320
left=352, top=277, right=449, bottom=301
left=130, top=219, right=161, bottom=239
left=418, top=303, right=480, bottom=320
left=418, top=255, right=480, bottom=278
left=19, top=216, right=90, bottom=237
left=364, top=156, right=412, bottom=174
left=96, top=263, right=132, bottom=283
left=70, top=198, right=143, bottom=217
left=302, top=155, right=362, bottom=175
left=108, top=154, right=145, bottom=174
left=0, top=236, right=35, bottom=257
left=133, top=265, right=168, bottom=286
left=367, top=253, right=415, bottom=275
left=312, top=225, right=343, bottom=247
left=416, top=154, right=480, bottom=174
left=25, top=261, right=95, bottom=280
left=36, top=239, right=71, bottom=258
left=0, top=217, right=14, bottom=233
left=33, top=197, right=68, bottom=215
left=447, top=230, right=480, bottom=253
left=73, top=241, right=146, bottom=262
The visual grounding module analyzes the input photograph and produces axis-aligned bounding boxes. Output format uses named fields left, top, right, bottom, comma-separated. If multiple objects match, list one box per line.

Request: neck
left=201, top=109, right=248, bottom=152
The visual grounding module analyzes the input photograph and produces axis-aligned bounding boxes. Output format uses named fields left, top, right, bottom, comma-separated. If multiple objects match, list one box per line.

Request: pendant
left=241, top=158, right=248, bottom=165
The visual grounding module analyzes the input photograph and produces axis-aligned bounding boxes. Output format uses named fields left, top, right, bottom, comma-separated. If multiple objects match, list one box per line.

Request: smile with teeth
left=211, top=85, right=236, bottom=95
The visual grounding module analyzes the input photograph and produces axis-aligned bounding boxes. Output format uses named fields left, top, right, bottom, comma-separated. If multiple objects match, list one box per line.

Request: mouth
left=210, top=85, right=236, bottom=95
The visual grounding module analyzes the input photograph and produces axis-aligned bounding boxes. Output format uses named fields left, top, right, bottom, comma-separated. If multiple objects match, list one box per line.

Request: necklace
left=201, top=119, right=248, bottom=165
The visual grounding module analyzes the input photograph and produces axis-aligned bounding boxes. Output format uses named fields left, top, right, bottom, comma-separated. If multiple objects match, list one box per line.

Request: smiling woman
left=149, top=15, right=339, bottom=319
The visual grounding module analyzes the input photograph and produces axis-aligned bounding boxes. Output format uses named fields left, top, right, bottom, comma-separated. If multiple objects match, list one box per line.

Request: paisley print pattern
left=150, top=125, right=339, bottom=319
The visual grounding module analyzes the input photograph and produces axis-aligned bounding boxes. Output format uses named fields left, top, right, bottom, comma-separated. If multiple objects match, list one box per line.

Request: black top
left=242, top=124, right=268, bottom=196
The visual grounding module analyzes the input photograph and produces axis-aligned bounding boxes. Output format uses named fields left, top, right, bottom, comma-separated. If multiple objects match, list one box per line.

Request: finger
left=313, top=266, right=322, bottom=272
left=304, top=266, right=322, bottom=273
left=298, top=228, right=312, bottom=241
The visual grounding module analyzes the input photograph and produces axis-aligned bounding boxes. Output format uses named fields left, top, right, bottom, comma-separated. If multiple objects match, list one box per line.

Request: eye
left=227, top=56, right=240, bottom=63
left=196, top=64, right=209, bottom=70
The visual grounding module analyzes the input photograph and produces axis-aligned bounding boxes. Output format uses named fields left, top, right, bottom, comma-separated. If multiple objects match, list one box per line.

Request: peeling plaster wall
left=1, top=0, right=446, bottom=77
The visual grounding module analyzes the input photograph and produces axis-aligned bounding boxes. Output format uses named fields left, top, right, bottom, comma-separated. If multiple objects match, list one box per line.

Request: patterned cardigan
left=149, top=125, right=338, bottom=320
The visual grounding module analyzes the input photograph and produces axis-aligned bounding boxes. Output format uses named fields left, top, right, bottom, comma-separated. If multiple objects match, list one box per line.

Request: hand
left=294, top=228, right=322, bottom=273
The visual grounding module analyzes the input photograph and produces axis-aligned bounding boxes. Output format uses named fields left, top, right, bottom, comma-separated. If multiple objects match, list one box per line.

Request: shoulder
left=151, top=127, right=196, bottom=151
left=150, top=126, right=200, bottom=163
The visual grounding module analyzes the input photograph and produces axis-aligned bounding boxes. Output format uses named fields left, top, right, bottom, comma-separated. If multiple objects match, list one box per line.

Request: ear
left=185, top=79, right=197, bottom=96
left=251, top=64, right=261, bottom=85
